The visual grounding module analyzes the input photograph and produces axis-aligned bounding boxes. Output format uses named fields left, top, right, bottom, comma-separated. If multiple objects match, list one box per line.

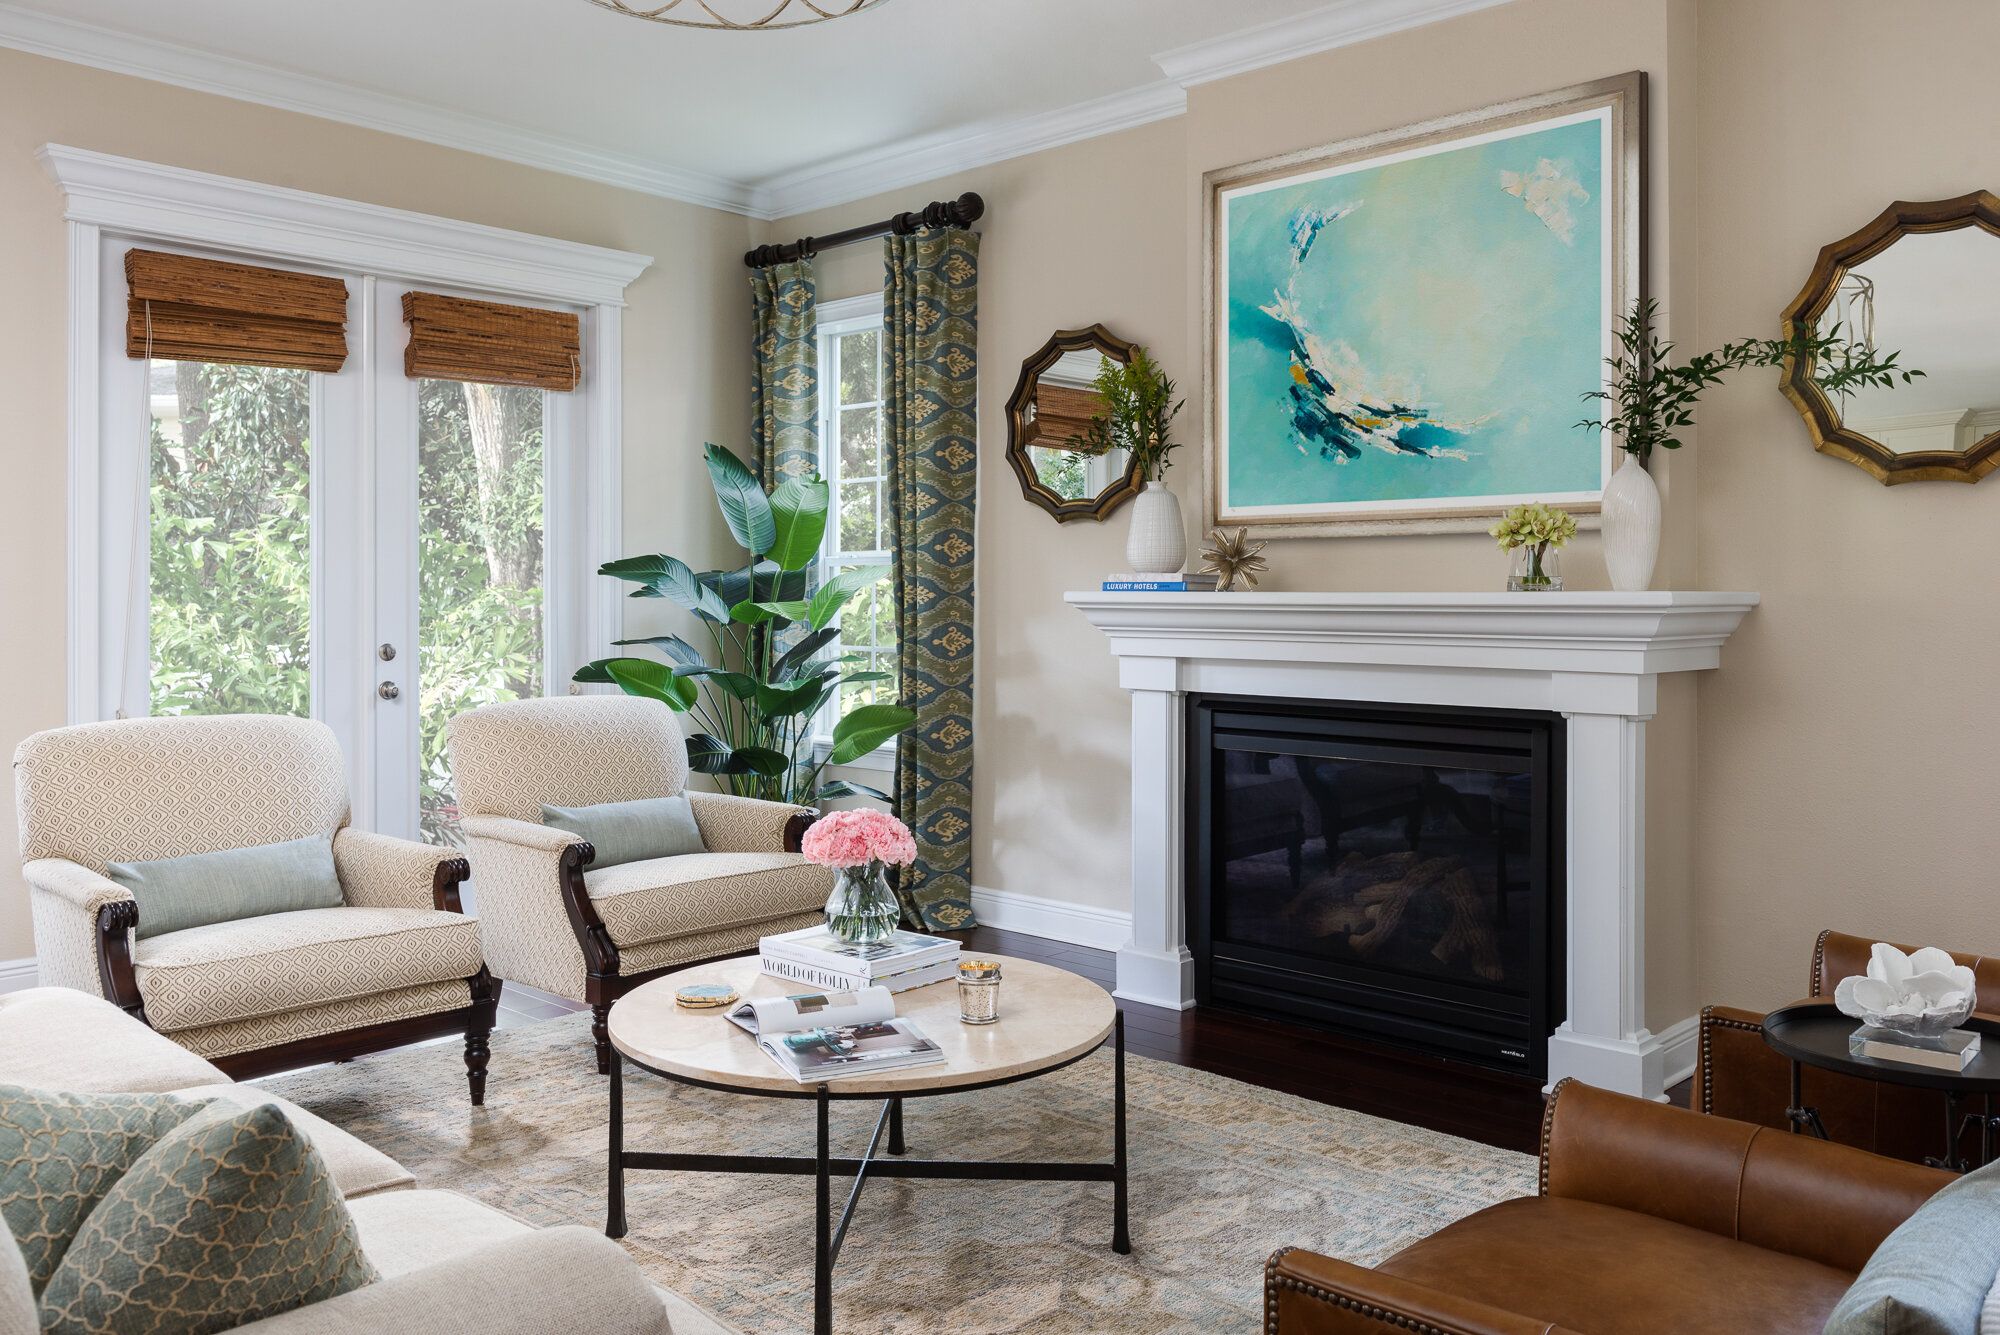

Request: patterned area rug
left=264, top=1012, right=1535, bottom=1334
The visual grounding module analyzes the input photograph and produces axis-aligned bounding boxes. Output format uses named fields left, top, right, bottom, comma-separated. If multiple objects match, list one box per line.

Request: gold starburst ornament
left=1199, top=527, right=1269, bottom=593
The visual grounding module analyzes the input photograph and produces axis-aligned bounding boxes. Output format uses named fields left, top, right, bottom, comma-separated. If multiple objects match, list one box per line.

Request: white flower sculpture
left=1833, top=943, right=1978, bottom=1036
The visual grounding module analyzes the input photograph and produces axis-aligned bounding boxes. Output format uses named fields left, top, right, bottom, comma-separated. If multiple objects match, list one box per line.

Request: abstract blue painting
left=1211, top=96, right=1634, bottom=534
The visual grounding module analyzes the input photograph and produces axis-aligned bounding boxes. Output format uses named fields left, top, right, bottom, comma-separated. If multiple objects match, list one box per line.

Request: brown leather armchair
left=1266, top=1078, right=1949, bottom=1335
left=1700, top=929, right=2000, bottom=1163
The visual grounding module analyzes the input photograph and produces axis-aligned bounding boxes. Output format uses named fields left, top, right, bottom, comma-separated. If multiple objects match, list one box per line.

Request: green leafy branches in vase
left=575, top=442, right=915, bottom=807
left=1492, top=502, right=1577, bottom=592
left=1063, top=345, right=1187, bottom=484
left=1574, top=297, right=1925, bottom=591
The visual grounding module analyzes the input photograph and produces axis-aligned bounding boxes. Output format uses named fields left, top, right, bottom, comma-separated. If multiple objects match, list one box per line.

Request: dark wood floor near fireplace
left=497, top=925, right=1691, bottom=1156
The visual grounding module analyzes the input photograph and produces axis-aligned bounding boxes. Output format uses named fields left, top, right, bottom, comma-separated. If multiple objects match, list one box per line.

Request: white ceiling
left=0, top=0, right=1514, bottom=219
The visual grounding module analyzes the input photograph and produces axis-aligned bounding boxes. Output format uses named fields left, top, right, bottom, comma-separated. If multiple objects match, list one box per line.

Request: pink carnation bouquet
left=800, top=808, right=917, bottom=871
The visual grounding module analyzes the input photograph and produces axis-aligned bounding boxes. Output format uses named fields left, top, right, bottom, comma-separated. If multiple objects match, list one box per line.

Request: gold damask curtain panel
left=885, top=228, right=979, bottom=932
left=750, top=259, right=819, bottom=487
left=124, top=249, right=348, bottom=372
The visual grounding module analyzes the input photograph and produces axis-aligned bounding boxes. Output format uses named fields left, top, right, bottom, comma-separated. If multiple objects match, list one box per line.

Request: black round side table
left=1761, top=1001, right=2000, bottom=1171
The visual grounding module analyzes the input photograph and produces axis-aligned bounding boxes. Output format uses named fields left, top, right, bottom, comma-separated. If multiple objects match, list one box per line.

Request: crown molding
left=752, top=78, right=1187, bottom=223
left=1152, top=0, right=1519, bottom=88
left=0, top=1, right=760, bottom=217
left=39, top=143, right=655, bottom=307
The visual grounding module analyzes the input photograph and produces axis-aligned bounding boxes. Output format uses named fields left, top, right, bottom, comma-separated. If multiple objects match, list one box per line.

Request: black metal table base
left=608, top=1011, right=1130, bottom=1335
left=1784, top=1057, right=1998, bottom=1172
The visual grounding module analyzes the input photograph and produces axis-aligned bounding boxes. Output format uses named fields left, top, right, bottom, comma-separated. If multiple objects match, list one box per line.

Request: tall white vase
left=1125, top=481, right=1188, bottom=574
left=1601, top=458, right=1661, bottom=592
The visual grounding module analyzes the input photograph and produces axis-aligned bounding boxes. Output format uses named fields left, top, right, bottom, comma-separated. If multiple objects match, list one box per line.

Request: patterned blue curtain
left=884, top=228, right=979, bottom=931
left=750, top=259, right=818, bottom=488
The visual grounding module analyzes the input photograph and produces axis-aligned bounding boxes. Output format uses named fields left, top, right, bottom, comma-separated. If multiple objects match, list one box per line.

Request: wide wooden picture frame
left=1203, top=72, right=1646, bottom=538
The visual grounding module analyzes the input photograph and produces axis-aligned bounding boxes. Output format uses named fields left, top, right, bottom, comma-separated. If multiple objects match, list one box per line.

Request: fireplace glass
left=1190, top=698, right=1563, bottom=1076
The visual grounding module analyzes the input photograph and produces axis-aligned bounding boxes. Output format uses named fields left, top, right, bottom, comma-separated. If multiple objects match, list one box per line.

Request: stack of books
left=758, top=924, right=960, bottom=994
left=1101, top=572, right=1220, bottom=592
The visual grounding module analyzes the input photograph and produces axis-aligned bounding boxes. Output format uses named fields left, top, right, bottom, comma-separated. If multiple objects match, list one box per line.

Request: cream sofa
left=447, top=696, right=831, bottom=1073
left=0, top=986, right=739, bottom=1335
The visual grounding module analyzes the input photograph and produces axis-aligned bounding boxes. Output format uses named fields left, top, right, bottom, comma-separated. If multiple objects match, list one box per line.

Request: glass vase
left=824, top=863, right=900, bottom=945
left=1507, top=544, right=1563, bottom=592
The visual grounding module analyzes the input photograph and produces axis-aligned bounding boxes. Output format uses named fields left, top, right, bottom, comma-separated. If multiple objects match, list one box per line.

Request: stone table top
left=607, top=952, right=1115, bottom=1096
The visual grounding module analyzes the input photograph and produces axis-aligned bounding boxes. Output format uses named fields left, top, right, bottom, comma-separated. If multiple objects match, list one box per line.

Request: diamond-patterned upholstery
left=12, top=714, right=490, bottom=1080
left=134, top=907, right=484, bottom=1033
left=447, top=697, right=829, bottom=1012
left=584, top=852, right=828, bottom=949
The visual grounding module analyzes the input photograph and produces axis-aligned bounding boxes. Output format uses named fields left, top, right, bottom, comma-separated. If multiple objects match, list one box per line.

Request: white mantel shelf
left=1069, top=588, right=1760, bottom=1101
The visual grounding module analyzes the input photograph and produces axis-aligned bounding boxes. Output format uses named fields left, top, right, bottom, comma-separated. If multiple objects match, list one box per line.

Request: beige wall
left=0, top=45, right=755, bottom=962
left=1692, top=0, right=2000, bottom=1010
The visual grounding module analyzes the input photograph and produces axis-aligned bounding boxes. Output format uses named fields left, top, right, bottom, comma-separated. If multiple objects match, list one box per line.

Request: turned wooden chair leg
left=465, top=1024, right=493, bottom=1106
left=592, top=1001, right=614, bottom=1076
left=464, top=968, right=500, bottom=1106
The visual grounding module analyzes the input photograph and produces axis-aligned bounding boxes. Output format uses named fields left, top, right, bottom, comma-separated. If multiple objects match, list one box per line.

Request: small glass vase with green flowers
left=1491, top=502, right=1578, bottom=592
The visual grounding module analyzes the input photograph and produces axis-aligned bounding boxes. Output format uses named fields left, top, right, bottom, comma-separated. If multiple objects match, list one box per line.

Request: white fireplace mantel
left=1067, top=589, right=1760, bottom=1100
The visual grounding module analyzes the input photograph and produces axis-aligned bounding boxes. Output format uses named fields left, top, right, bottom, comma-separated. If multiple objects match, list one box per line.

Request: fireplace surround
left=1069, top=590, right=1759, bottom=1100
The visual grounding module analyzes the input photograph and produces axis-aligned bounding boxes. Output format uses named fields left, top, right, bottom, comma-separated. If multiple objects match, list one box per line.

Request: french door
left=97, top=256, right=595, bottom=845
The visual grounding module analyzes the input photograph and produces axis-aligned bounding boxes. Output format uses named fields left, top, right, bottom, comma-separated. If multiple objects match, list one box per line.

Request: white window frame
left=811, top=291, right=895, bottom=774
left=43, top=143, right=651, bottom=831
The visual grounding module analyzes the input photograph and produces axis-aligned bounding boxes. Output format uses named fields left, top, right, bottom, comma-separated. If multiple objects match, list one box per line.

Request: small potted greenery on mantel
left=1066, top=346, right=1188, bottom=574
left=1578, top=298, right=1923, bottom=590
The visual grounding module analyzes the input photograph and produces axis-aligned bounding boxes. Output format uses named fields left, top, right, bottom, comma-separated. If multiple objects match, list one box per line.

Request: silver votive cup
left=957, top=960, right=1001, bottom=1024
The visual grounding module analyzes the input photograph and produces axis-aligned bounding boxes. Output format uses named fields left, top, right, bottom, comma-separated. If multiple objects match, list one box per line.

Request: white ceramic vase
left=1600, top=458, right=1661, bottom=592
left=1125, top=481, right=1187, bottom=574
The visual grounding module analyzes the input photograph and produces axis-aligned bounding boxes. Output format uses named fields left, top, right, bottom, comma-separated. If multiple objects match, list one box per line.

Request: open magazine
left=725, top=985, right=945, bottom=1083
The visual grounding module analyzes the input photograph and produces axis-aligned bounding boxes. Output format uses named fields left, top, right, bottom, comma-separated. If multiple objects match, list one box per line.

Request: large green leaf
left=770, top=625, right=840, bottom=680
left=829, top=703, right=917, bottom=764
left=705, top=443, right=775, bottom=558
left=599, top=554, right=729, bottom=622
left=756, top=678, right=825, bottom=719
left=611, top=634, right=706, bottom=668
left=766, top=474, right=830, bottom=572
left=732, top=599, right=810, bottom=626
left=816, top=779, right=892, bottom=803
left=808, top=564, right=890, bottom=631
left=702, top=562, right=809, bottom=610
left=839, top=671, right=896, bottom=686
left=675, top=666, right=759, bottom=701
left=686, top=736, right=790, bottom=777
left=605, top=658, right=697, bottom=712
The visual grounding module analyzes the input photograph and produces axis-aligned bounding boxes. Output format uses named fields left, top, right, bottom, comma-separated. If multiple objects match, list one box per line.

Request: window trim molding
left=46, top=145, right=650, bottom=831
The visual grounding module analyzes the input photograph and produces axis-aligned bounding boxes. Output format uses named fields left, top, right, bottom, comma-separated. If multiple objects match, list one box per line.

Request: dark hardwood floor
left=496, top=926, right=1692, bottom=1155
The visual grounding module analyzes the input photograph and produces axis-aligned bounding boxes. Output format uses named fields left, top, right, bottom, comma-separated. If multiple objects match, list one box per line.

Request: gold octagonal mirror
left=1781, top=191, right=2000, bottom=485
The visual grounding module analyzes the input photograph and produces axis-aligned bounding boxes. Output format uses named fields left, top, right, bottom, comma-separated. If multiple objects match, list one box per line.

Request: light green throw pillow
left=0, top=1084, right=209, bottom=1294
left=37, top=1099, right=377, bottom=1335
left=542, top=795, right=707, bottom=870
left=1823, top=1157, right=2000, bottom=1335
left=106, top=833, right=344, bottom=939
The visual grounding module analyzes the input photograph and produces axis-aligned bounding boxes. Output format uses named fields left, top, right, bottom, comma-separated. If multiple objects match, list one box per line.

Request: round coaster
left=675, top=983, right=739, bottom=1010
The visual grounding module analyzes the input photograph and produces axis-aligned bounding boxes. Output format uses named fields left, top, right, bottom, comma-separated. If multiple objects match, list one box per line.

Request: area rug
left=263, top=1012, right=1535, bottom=1334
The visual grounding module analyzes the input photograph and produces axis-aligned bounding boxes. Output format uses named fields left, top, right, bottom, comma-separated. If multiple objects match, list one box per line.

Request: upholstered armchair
left=1700, top=928, right=2000, bottom=1162
left=446, top=695, right=831, bottom=1073
left=13, top=715, right=498, bottom=1102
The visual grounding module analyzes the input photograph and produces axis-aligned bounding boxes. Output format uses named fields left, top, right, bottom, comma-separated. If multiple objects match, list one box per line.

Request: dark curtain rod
left=743, top=192, right=985, bottom=269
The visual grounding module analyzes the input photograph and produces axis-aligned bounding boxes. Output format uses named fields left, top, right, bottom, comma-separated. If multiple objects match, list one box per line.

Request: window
left=815, top=294, right=896, bottom=764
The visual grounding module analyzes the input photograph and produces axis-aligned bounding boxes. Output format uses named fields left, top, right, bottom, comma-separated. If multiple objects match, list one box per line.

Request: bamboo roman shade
left=401, top=292, right=582, bottom=391
left=125, top=249, right=349, bottom=372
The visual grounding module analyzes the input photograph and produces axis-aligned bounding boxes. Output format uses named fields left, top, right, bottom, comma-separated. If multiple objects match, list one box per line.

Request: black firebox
left=1188, top=696, right=1565, bottom=1079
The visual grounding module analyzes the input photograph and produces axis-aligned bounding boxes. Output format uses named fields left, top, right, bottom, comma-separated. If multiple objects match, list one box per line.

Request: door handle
left=378, top=681, right=401, bottom=701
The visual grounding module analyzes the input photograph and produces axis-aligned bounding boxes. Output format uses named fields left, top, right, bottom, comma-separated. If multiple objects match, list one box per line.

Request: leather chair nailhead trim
left=1698, top=1005, right=1764, bottom=1115
left=1536, top=1076, right=1574, bottom=1196
left=1263, top=1253, right=1459, bottom=1335
left=1811, top=928, right=1833, bottom=997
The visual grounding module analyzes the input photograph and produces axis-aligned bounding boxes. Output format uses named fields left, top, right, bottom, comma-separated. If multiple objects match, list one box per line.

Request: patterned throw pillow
left=0, top=1084, right=209, bottom=1294
left=37, top=1099, right=378, bottom=1335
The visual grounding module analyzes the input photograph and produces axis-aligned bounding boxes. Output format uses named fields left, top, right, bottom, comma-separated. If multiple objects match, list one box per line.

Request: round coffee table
left=604, top=953, right=1128, bottom=1335
left=1762, top=1001, right=2000, bottom=1170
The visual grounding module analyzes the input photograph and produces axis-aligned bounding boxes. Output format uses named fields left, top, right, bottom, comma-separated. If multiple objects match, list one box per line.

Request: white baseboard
left=1656, top=1013, right=1700, bottom=1092
left=968, top=885, right=1131, bottom=953
left=0, top=958, right=39, bottom=994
